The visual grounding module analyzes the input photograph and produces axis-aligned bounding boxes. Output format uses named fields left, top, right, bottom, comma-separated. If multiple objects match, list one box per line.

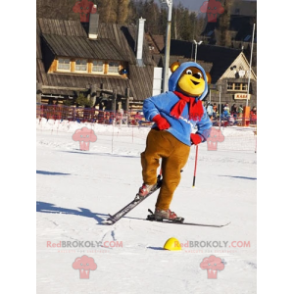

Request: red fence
left=36, top=105, right=151, bottom=126
left=36, top=104, right=257, bottom=128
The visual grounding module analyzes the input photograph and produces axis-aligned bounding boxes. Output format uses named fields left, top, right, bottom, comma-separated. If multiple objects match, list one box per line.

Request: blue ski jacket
left=143, top=62, right=212, bottom=146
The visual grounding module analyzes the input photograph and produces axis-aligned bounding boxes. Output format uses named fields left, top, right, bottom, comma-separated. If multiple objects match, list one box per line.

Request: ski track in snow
left=37, top=120, right=257, bottom=294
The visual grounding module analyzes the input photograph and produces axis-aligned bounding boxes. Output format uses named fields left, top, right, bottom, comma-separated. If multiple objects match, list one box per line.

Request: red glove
left=152, top=114, right=171, bottom=130
left=190, top=133, right=203, bottom=145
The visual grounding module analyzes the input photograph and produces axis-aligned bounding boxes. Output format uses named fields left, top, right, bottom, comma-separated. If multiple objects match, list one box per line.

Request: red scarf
left=171, top=91, right=204, bottom=121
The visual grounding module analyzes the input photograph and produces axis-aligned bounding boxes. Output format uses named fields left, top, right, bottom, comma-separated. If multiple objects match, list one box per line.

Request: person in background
left=223, top=103, right=230, bottom=114
left=206, top=103, right=213, bottom=117
left=105, top=112, right=111, bottom=124
left=134, top=111, right=142, bottom=126
left=221, top=108, right=230, bottom=120
left=221, top=106, right=230, bottom=126
left=90, top=106, right=96, bottom=123
left=116, top=108, right=124, bottom=125
left=230, top=104, right=238, bottom=124
left=229, top=114, right=235, bottom=126
left=97, top=110, right=105, bottom=124
left=238, top=105, right=243, bottom=118
left=213, top=103, right=218, bottom=119
left=250, top=106, right=257, bottom=125
left=231, top=104, right=237, bottom=116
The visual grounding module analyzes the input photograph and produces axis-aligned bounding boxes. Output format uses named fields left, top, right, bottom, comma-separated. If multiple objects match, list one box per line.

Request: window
left=227, top=82, right=233, bottom=90
left=227, top=82, right=248, bottom=92
left=241, top=84, right=248, bottom=91
left=57, top=58, right=70, bottom=71
left=55, top=58, right=124, bottom=76
left=234, top=83, right=241, bottom=90
left=75, top=59, right=87, bottom=72
left=92, top=60, right=104, bottom=73
left=108, top=62, right=120, bottom=74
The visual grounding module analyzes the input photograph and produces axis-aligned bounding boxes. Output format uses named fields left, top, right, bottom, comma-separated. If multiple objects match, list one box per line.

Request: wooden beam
left=42, top=85, right=89, bottom=91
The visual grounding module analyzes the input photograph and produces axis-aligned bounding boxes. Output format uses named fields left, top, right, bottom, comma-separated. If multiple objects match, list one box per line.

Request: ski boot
left=147, top=208, right=184, bottom=223
left=135, top=183, right=158, bottom=200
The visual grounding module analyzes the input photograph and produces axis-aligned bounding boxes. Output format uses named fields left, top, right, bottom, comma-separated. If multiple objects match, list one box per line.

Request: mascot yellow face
left=170, top=62, right=211, bottom=96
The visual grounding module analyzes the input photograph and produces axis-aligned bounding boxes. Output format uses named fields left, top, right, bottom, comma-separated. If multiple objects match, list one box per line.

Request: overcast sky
left=155, top=0, right=257, bottom=12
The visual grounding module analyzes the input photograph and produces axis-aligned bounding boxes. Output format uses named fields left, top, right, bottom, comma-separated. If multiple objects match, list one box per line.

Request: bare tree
left=117, top=0, right=130, bottom=24
left=195, top=15, right=206, bottom=40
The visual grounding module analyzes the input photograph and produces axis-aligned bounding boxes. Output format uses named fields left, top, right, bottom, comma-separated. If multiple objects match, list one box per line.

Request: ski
left=146, top=219, right=230, bottom=228
left=103, top=175, right=162, bottom=225
left=146, top=209, right=230, bottom=228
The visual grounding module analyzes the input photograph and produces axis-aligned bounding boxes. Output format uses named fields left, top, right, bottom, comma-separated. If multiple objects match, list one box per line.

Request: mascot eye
left=186, top=69, right=193, bottom=75
left=194, top=72, right=202, bottom=79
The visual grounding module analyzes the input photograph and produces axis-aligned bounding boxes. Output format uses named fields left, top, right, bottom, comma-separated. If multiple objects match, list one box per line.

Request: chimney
left=88, top=5, right=99, bottom=40
left=136, top=17, right=146, bottom=67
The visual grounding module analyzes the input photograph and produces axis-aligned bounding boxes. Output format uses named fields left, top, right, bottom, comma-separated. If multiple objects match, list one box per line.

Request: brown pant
left=141, top=129, right=190, bottom=210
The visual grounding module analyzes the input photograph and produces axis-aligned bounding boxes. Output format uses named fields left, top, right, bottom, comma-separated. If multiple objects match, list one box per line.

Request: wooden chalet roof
left=42, top=34, right=128, bottom=61
left=146, top=33, right=165, bottom=54
left=37, top=18, right=155, bottom=101
left=161, top=39, right=242, bottom=84
left=152, top=35, right=165, bottom=52
left=152, top=54, right=213, bottom=74
left=151, top=39, right=241, bottom=84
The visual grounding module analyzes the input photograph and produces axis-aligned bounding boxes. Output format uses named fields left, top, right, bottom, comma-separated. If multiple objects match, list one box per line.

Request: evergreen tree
left=158, top=6, right=167, bottom=37
left=76, top=93, right=92, bottom=107
left=179, top=8, right=193, bottom=40
left=216, top=0, right=234, bottom=46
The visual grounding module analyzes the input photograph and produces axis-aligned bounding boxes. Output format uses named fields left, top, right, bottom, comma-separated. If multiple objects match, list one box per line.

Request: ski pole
left=158, top=168, right=162, bottom=182
left=192, top=144, right=199, bottom=187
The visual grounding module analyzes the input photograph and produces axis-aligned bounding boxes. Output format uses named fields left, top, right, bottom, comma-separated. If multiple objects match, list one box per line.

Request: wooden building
left=37, top=16, right=155, bottom=112
left=37, top=13, right=257, bottom=112
left=148, top=38, right=257, bottom=108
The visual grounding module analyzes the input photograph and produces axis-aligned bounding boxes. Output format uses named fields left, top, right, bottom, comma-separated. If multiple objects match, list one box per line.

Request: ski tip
left=102, top=215, right=114, bottom=225
left=216, top=222, right=231, bottom=228
left=103, top=219, right=114, bottom=225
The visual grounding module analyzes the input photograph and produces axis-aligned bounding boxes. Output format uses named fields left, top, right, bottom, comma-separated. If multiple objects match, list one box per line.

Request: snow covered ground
left=37, top=119, right=257, bottom=294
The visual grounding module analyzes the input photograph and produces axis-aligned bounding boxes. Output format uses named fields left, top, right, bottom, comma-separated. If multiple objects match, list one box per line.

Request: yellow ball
left=163, top=237, right=182, bottom=251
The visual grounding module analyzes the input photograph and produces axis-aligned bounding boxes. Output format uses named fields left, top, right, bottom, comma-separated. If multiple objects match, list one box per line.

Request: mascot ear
left=170, top=62, right=180, bottom=73
left=206, top=72, right=211, bottom=84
